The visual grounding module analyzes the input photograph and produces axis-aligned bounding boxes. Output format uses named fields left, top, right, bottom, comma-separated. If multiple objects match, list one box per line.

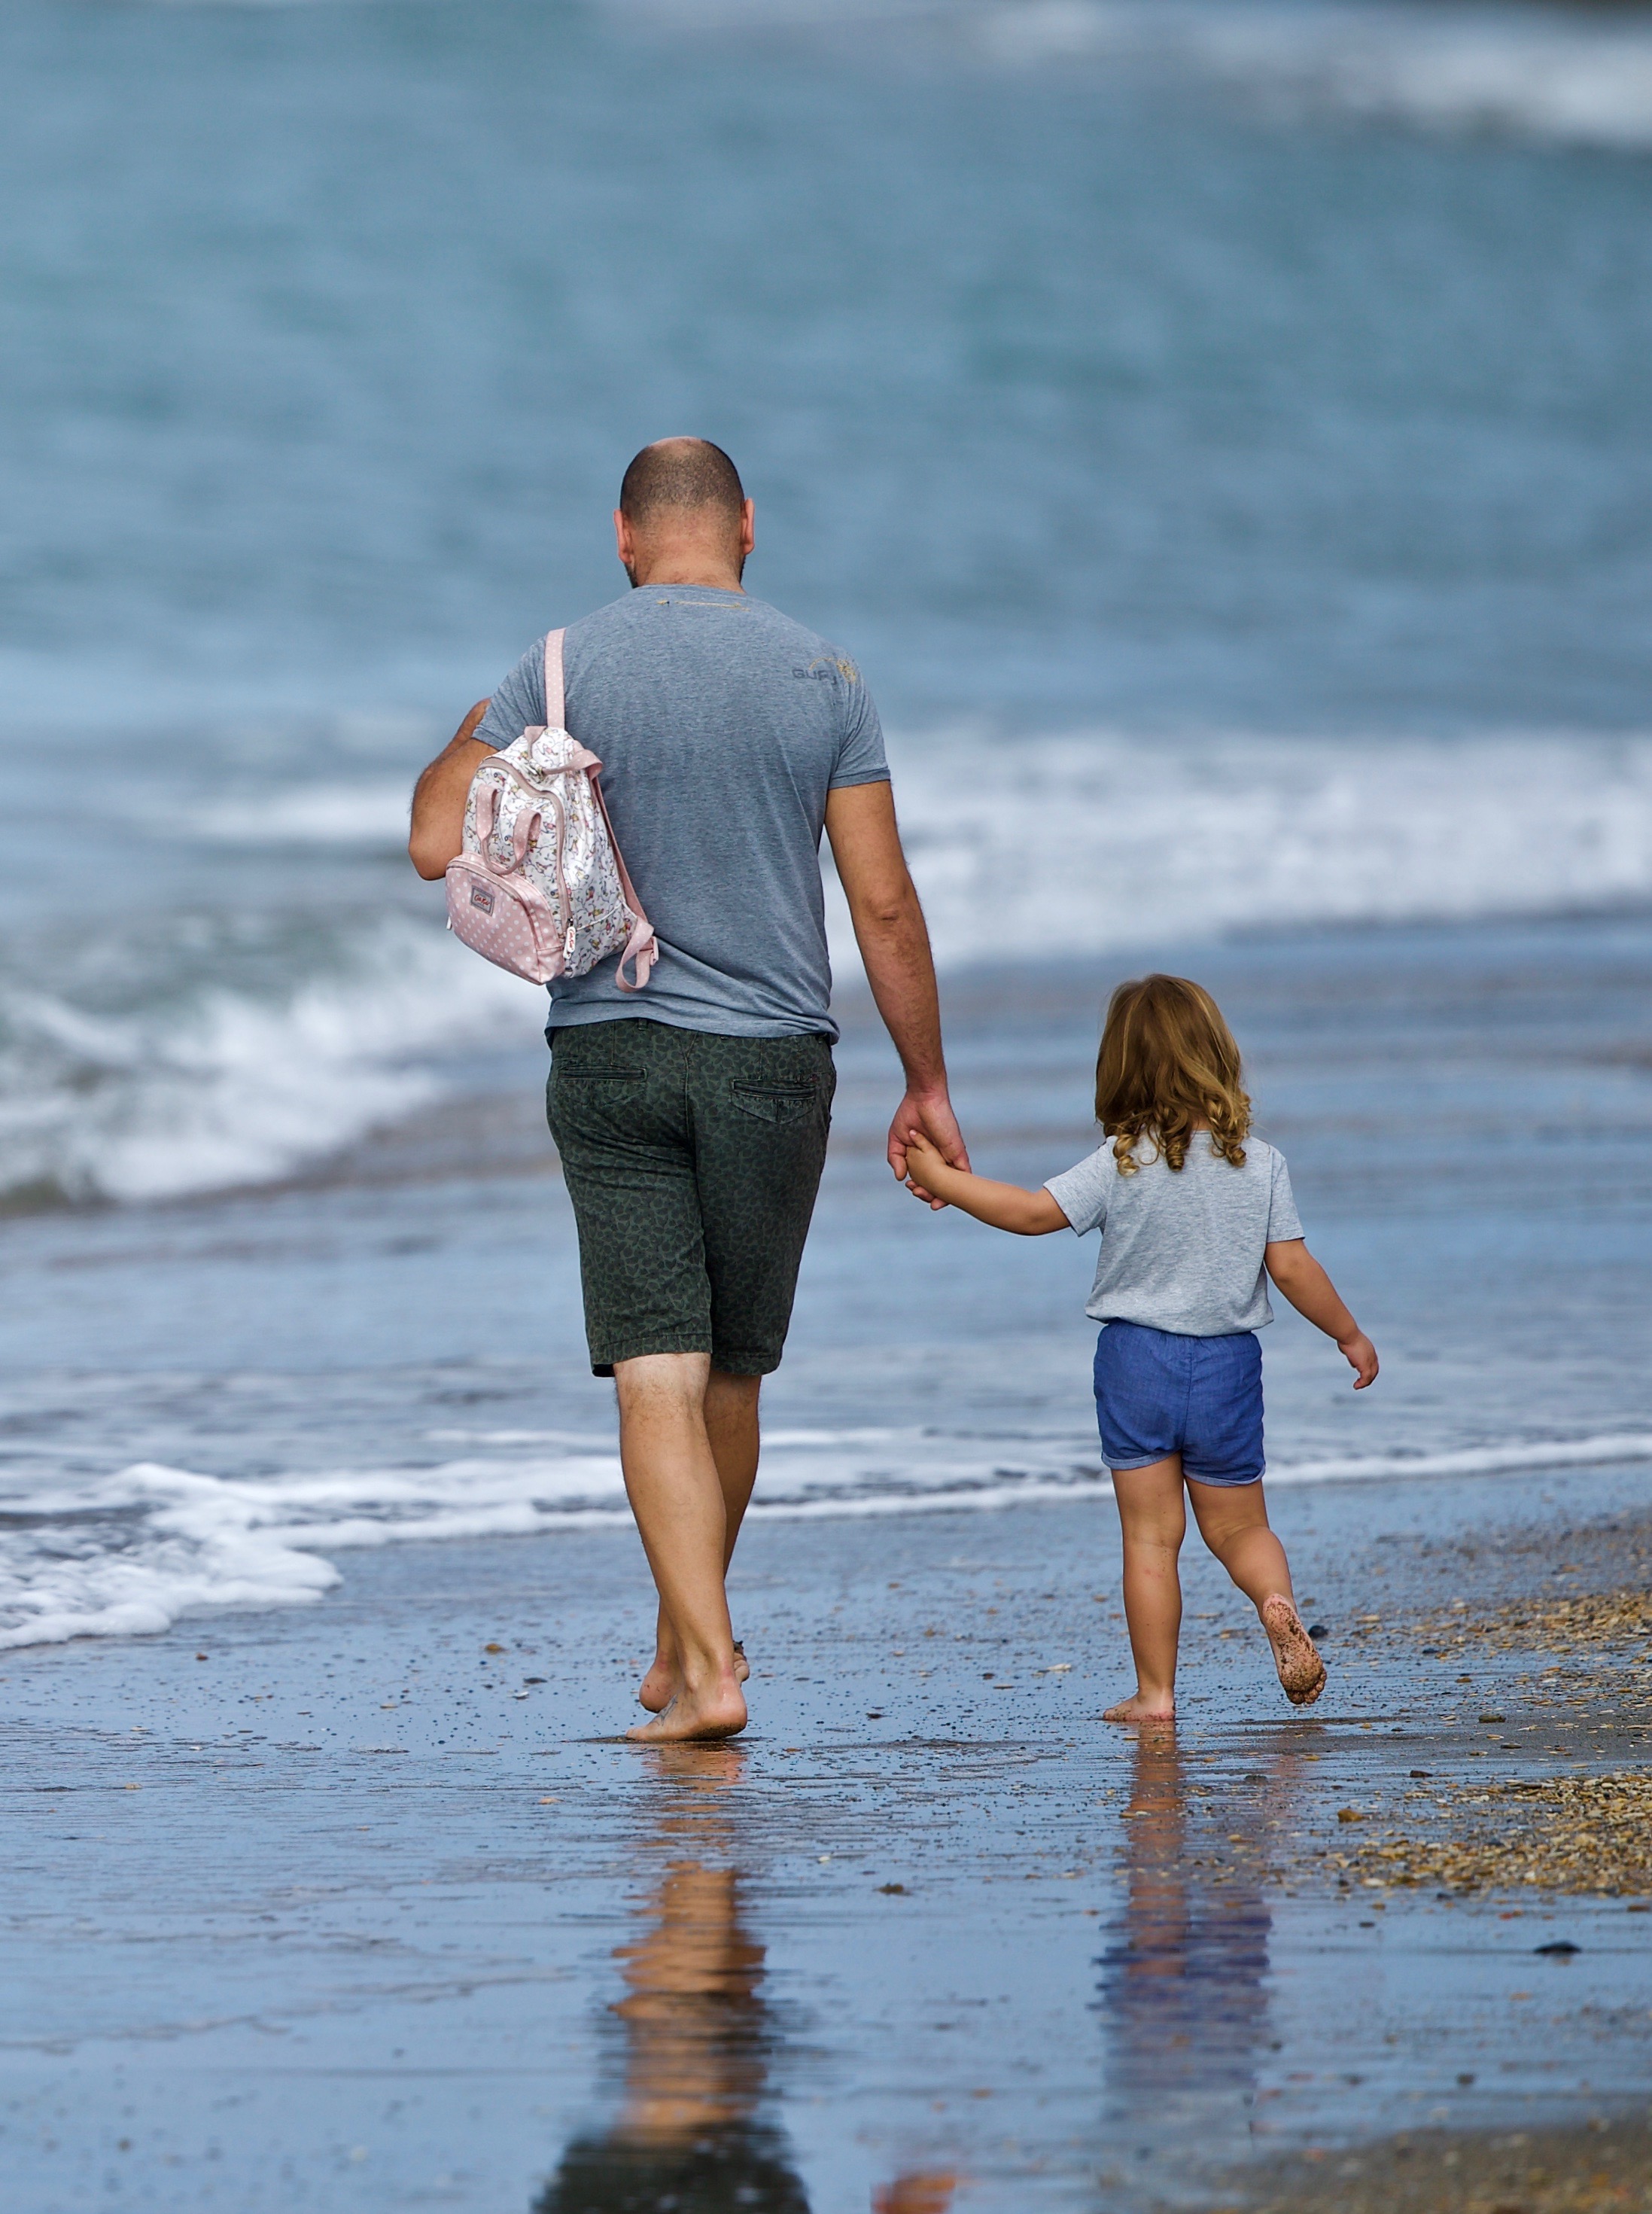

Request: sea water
left=2, top=0, right=1651, bottom=1649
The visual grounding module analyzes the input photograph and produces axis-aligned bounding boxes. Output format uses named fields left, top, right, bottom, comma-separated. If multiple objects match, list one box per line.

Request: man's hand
left=890, top=1088, right=969, bottom=1208
left=408, top=702, right=491, bottom=879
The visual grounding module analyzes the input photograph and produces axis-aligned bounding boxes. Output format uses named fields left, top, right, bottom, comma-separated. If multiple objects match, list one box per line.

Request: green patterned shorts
left=546, top=1020, right=835, bottom=1378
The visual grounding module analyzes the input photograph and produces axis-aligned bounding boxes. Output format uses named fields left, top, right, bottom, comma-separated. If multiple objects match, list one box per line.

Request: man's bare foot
left=1102, top=1691, right=1176, bottom=1724
left=625, top=1679, right=748, bottom=1743
left=638, top=1639, right=749, bottom=1713
left=1261, top=1594, right=1326, bottom=1706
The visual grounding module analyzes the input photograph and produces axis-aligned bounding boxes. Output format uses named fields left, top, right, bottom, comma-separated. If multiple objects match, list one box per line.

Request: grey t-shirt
left=1044, top=1133, right=1304, bottom=1335
left=474, top=584, right=888, bottom=1039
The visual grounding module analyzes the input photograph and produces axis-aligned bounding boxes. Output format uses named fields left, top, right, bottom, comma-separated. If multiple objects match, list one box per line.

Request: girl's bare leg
left=1104, top=1456, right=1187, bottom=1722
left=639, top=1370, right=760, bottom=1713
left=1187, top=1477, right=1325, bottom=1705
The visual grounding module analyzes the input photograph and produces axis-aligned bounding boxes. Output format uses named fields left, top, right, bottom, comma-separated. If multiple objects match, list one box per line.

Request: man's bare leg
left=1103, top=1456, right=1185, bottom=1723
left=615, top=1352, right=747, bottom=1743
left=639, top=1369, right=761, bottom=1712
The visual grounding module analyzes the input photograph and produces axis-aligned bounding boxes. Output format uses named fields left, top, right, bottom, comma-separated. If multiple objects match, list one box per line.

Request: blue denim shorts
left=1093, top=1321, right=1264, bottom=1486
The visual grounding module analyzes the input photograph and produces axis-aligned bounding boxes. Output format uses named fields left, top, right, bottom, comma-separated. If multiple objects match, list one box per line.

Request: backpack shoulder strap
left=544, top=629, right=566, bottom=731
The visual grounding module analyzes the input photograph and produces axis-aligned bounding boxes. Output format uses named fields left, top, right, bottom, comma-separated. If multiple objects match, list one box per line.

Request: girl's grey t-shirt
left=474, top=584, right=888, bottom=1040
left=1044, top=1134, right=1304, bottom=1335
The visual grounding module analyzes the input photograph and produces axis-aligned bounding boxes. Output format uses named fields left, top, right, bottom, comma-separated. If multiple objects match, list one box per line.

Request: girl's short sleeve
left=1043, top=1145, right=1113, bottom=1235
left=1266, top=1147, right=1304, bottom=1242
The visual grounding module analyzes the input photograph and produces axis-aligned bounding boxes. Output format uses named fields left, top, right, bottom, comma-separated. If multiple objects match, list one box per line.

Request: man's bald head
left=619, top=438, right=745, bottom=528
left=613, top=438, right=753, bottom=590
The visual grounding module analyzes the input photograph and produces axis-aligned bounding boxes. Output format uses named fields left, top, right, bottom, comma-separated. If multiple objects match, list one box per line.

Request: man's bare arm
left=408, top=702, right=491, bottom=880
left=823, top=779, right=969, bottom=1202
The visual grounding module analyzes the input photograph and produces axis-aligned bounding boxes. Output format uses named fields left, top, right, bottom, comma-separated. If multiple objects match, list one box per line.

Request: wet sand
left=5, top=1458, right=1651, bottom=2212
left=1231, top=2110, right=1652, bottom=2214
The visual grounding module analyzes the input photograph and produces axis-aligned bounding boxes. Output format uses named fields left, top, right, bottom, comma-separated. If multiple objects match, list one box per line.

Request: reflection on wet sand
left=872, top=2176, right=959, bottom=2214
left=1096, top=1729, right=1295, bottom=2172
left=536, top=1744, right=957, bottom=2214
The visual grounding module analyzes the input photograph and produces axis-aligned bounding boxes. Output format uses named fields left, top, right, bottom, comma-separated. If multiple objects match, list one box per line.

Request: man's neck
left=625, top=553, right=745, bottom=592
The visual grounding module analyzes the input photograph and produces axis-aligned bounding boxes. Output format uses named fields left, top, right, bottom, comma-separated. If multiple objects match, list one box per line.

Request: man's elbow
left=850, top=886, right=921, bottom=936
left=407, top=796, right=458, bottom=879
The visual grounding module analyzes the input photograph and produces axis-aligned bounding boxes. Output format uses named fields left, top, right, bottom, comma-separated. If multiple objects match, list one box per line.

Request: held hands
left=899, top=1125, right=954, bottom=1204
left=888, top=1091, right=969, bottom=1210
left=1338, top=1331, right=1380, bottom=1390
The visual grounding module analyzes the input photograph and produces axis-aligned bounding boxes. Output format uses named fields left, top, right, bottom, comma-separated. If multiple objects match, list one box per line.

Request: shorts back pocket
left=730, top=1081, right=818, bottom=1125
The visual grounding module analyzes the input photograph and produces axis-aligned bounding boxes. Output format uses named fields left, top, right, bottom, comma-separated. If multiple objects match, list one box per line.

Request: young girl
left=902, top=973, right=1377, bottom=1722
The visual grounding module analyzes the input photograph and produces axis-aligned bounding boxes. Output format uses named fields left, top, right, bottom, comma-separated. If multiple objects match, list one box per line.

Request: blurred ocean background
left=2, top=0, right=1652, bottom=1650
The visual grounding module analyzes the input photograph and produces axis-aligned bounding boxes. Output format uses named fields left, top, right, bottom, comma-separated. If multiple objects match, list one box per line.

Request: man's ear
left=739, top=498, right=756, bottom=559
left=613, top=508, right=633, bottom=568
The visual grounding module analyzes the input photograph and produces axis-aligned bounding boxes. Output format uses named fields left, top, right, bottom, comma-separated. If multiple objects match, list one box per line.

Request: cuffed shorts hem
left=1105, top=1456, right=1263, bottom=1485
left=1180, top=1460, right=1265, bottom=1488
left=701, top=1347, right=783, bottom=1378
left=588, top=1331, right=713, bottom=1379
left=587, top=1338, right=780, bottom=1381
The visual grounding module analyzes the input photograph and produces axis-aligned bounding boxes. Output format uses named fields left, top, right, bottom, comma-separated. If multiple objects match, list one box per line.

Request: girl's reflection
left=1096, top=1727, right=1279, bottom=2156
left=536, top=1744, right=955, bottom=2214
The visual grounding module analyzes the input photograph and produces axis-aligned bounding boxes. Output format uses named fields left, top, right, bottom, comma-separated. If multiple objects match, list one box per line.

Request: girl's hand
left=1338, top=1331, right=1379, bottom=1389
left=902, top=1128, right=948, bottom=1194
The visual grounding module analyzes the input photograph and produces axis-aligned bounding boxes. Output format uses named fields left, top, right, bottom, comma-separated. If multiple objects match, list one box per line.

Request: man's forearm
left=852, top=885, right=948, bottom=1092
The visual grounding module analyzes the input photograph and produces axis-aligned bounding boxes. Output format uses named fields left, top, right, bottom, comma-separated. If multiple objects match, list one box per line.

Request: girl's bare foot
left=1261, top=1594, right=1325, bottom=1706
left=638, top=1639, right=748, bottom=1713
left=1102, top=1691, right=1176, bottom=1724
left=625, top=1678, right=747, bottom=1743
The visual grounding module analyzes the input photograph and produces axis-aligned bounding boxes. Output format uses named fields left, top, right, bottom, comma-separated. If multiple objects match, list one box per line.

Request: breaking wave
left=5, top=1424, right=1651, bottom=1651
left=973, top=0, right=1652, bottom=154
left=5, top=728, right=1652, bottom=1206
left=0, top=919, right=539, bottom=1207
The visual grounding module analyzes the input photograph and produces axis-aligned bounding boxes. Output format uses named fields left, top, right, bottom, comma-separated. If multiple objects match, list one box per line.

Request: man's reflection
left=535, top=1745, right=957, bottom=2214
left=535, top=1743, right=806, bottom=2212
left=1094, top=1728, right=1280, bottom=2164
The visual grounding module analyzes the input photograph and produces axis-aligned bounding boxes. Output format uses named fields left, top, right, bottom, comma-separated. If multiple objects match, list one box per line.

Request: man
left=409, top=438, right=967, bottom=1742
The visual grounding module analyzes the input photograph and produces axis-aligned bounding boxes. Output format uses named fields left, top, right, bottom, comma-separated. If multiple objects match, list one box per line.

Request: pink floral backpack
left=445, top=628, right=657, bottom=990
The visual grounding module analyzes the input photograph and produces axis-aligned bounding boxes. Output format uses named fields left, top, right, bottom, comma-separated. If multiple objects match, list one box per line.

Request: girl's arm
left=1264, top=1240, right=1379, bottom=1388
left=902, top=1129, right=1069, bottom=1235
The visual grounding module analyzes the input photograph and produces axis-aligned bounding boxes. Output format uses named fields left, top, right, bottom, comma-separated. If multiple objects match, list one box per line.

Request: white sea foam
left=975, top=0, right=1652, bottom=153
left=132, top=1, right=1652, bottom=152
left=612, top=0, right=1652, bottom=154
left=5, top=727, right=1652, bottom=1204
left=0, top=920, right=539, bottom=1204
left=181, top=781, right=416, bottom=846
left=873, top=727, right=1652, bottom=973
left=5, top=1425, right=1650, bottom=1651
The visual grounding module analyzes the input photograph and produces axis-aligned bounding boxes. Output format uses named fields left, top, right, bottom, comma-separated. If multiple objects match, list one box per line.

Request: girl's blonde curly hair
left=1096, top=973, right=1250, bottom=1175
